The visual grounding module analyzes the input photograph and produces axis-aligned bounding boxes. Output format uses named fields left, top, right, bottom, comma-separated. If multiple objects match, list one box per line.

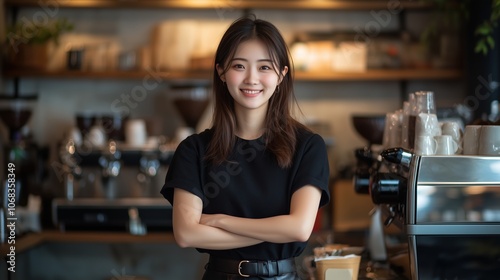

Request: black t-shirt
left=161, top=127, right=330, bottom=260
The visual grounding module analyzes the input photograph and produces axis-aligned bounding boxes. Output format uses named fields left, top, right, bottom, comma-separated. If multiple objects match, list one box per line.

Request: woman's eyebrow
left=231, top=58, right=273, bottom=63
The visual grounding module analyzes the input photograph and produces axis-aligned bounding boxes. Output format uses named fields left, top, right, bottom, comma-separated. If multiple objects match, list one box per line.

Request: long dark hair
left=206, top=15, right=308, bottom=168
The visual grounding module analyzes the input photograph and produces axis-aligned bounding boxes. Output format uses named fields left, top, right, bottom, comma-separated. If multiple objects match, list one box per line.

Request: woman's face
left=218, top=39, right=288, bottom=114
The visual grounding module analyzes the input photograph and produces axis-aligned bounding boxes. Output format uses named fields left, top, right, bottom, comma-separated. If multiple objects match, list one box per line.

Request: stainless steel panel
left=416, top=185, right=500, bottom=223
left=417, top=156, right=500, bottom=184
left=407, top=236, right=418, bottom=280
left=406, top=224, right=500, bottom=235
left=406, top=155, right=421, bottom=225
left=52, top=197, right=171, bottom=207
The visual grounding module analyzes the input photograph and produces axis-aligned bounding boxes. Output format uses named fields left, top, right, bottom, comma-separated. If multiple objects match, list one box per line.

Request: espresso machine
left=52, top=133, right=175, bottom=234
left=52, top=86, right=211, bottom=234
left=366, top=148, right=500, bottom=279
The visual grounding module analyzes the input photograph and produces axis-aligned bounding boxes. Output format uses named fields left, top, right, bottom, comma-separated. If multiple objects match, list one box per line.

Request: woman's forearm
left=172, top=188, right=263, bottom=250
left=174, top=221, right=264, bottom=250
left=207, top=214, right=310, bottom=243
left=202, top=186, right=322, bottom=243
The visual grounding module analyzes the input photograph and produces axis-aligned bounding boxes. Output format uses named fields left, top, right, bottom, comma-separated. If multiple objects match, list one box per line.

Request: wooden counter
left=1, top=230, right=175, bottom=255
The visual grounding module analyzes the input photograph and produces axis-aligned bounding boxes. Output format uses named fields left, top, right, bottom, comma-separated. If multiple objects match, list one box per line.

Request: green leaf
left=475, top=23, right=492, bottom=35
left=487, top=36, right=495, bottom=48
left=475, top=41, right=488, bottom=55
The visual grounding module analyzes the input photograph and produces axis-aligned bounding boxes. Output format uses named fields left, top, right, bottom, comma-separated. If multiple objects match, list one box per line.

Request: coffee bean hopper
left=368, top=148, right=500, bottom=279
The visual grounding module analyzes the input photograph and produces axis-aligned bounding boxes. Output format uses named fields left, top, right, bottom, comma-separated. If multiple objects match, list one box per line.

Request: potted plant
left=471, top=0, right=500, bottom=55
left=421, top=0, right=500, bottom=55
left=5, top=18, right=73, bottom=69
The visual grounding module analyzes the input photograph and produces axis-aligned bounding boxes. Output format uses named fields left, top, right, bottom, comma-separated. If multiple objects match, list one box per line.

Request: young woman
left=161, top=16, right=330, bottom=280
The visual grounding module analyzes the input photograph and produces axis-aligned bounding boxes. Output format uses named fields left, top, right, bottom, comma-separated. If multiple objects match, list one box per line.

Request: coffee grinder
left=170, top=85, right=210, bottom=142
left=0, top=94, right=45, bottom=242
left=350, top=114, right=391, bottom=262
left=0, top=95, right=39, bottom=208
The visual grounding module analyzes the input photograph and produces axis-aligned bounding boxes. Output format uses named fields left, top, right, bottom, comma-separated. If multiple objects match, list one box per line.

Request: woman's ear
left=216, top=63, right=225, bottom=82
left=278, top=66, right=289, bottom=83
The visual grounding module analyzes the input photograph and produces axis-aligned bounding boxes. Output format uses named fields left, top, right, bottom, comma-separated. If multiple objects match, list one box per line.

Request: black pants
left=201, top=270, right=300, bottom=280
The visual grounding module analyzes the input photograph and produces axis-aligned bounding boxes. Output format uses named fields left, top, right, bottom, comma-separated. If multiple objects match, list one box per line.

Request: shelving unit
left=3, top=0, right=463, bottom=87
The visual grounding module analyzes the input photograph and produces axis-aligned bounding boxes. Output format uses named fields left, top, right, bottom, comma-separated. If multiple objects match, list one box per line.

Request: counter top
left=1, top=230, right=175, bottom=255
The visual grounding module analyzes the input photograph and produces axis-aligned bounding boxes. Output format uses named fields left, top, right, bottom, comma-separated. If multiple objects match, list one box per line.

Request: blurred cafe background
left=0, top=0, right=499, bottom=279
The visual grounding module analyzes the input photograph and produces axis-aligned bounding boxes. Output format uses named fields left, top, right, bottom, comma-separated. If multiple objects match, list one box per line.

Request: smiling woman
left=161, top=15, right=331, bottom=280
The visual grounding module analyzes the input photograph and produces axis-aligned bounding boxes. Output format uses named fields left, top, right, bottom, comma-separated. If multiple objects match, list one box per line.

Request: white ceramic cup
left=435, top=135, right=459, bottom=155
left=415, top=135, right=437, bottom=155
left=68, top=127, right=83, bottom=147
left=478, top=125, right=500, bottom=156
left=415, top=113, right=441, bottom=140
left=125, top=119, right=147, bottom=147
left=441, top=121, right=462, bottom=143
left=87, top=125, right=106, bottom=148
left=463, top=125, right=482, bottom=155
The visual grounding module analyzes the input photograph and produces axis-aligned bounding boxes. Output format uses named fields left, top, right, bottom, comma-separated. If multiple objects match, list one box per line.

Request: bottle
left=128, top=207, right=146, bottom=235
left=488, top=100, right=498, bottom=123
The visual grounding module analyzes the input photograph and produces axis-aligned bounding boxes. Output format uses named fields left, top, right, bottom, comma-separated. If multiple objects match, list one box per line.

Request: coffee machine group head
left=353, top=147, right=411, bottom=206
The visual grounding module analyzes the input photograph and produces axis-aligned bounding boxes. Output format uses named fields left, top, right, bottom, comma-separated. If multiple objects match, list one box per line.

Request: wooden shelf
left=297, top=68, right=463, bottom=81
left=4, top=69, right=213, bottom=82
left=4, top=68, right=463, bottom=82
left=0, top=230, right=175, bottom=255
left=5, top=0, right=432, bottom=10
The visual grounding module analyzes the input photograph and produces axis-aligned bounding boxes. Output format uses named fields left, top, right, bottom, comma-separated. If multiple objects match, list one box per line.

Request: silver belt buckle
left=238, top=260, right=250, bottom=277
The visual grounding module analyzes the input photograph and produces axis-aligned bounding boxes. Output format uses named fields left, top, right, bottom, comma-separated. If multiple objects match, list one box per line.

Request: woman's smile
left=240, top=88, right=263, bottom=97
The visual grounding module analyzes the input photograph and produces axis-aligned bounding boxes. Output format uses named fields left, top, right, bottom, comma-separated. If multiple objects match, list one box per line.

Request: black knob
left=370, top=172, right=407, bottom=205
left=355, top=147, right=374, bottom=164
left=353, top=168, right=370, bottom=194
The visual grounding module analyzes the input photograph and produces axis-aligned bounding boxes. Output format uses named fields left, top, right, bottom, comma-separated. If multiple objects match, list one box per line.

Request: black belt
left=206, top=256, right=296, bottom=278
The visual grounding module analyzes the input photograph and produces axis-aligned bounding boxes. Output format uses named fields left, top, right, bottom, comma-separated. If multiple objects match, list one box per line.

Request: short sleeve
left=160, top=136, right=205, bottom=205
left=291, top=133, right=330, bottom=207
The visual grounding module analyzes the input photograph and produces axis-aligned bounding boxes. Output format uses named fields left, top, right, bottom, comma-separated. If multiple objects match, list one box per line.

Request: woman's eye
left=260, top=65, right=272, bottom=70
left=233, top=64, right=244, bottom=69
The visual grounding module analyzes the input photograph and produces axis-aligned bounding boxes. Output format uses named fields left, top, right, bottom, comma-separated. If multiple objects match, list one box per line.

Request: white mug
left=87, top=125, right=107, bottom=148
left=125, top=119, right=147, bottom=147
left=415, top=135, right=437, bottom=155
left=68, top=127, right=83, bottom=147
left=463, top=125, right=482, bottom=155
left=435, top=135, right=458, bottom=155
left=441, top=121, right=462, bottom=143
left=478, top=125, right=500, bottom=156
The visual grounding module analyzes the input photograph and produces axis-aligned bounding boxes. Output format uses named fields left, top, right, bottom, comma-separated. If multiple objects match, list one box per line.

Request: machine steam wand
left=60, top=139, right=82, bottom=201
left=98, top=140, right=122, bottom=199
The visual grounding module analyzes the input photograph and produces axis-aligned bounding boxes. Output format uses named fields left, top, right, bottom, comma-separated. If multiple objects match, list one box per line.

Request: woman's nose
left=244, top=69, right=259, bottom=85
